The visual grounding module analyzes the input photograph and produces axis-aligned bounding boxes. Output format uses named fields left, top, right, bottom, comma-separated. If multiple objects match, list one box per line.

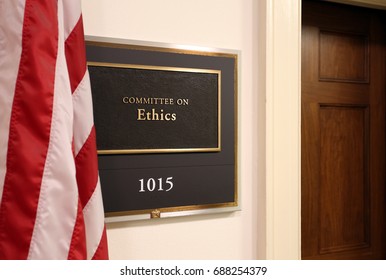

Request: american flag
left=0, top=0, right=109, bottom=259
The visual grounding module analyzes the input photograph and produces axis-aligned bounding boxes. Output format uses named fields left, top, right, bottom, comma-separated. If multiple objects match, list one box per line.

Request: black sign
left=86, top=38, right=238, bottom=220
left=88, top=63, right=220, bottom=154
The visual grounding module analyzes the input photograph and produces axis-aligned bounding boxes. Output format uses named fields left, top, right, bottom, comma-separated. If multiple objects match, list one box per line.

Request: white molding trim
left=264, top=0, right=302, bottom=259
left=329, top=0, right=386, bottom=9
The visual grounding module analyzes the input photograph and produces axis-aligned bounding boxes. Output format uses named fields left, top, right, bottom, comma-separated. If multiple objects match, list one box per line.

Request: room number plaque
left=86, top=37, right=239, bottom=221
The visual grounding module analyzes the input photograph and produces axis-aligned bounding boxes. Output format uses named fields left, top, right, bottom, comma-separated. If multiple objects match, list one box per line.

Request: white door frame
left=262, top=0, right=386, bottom=259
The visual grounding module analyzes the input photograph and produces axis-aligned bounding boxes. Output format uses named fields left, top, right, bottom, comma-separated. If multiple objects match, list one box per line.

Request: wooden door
left=301, top=0, right=386, bottom=259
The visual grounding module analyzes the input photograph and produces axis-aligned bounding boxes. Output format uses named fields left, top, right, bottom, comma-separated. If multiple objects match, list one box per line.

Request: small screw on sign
left=151, top=209, right=161, bottom=219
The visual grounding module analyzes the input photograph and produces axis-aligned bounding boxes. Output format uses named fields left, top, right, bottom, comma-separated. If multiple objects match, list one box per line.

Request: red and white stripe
left=0, top=0, right=108, bottom=259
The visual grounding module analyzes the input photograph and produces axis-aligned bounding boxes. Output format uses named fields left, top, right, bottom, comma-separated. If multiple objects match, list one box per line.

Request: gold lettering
left=136, top=108, right=177, bottom=121
left=124, top=97, right=177, bottom=105
left=137, top=109, right=146, bottom=120
left=177, top=98, right=189, bottom=106
left=151, top=108, right=159, bottom=120
left=165, top=98, right=174, bottom=105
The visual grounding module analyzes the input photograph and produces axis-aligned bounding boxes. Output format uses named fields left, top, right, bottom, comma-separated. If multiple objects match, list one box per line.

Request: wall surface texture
left=82, top=0, right=261, bottom=259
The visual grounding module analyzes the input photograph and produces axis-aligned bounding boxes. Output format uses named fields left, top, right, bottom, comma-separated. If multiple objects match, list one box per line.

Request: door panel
left=301, top=0, right=386, bottom=260
left=319, top=31, right=369, bottom=83
left=319, top=105, right=370, bottom=255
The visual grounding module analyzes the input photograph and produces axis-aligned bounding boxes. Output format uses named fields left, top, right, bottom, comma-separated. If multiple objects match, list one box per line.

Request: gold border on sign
left=88, top=61, right=222, bottom=155
left=86, top=39, right=238, bottom=60
left=105, top=202, right=239, bottom=219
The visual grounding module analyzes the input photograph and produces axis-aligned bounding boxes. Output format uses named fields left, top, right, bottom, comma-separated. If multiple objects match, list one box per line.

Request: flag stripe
left=83, top=177, right=107, bottom=259
left=91, top=225, right=108, bottom=260
left=0, top=0, right=25, bottom=206
left=26, top=1, right=79, bottom=259
left=61, top=1, right=81, bottom=39
left=65, top=16, right=87, bottom=94
left=72, top=72, right=95, bottom=156
left=0, top=0, right=58, bottom=259
left=75, top=127, right=99, bottom=205
left=67, top=199, right=87, bottom=260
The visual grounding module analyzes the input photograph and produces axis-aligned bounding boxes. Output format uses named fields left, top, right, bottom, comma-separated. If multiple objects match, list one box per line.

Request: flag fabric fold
left=0, top=0, right=109, bottom=259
